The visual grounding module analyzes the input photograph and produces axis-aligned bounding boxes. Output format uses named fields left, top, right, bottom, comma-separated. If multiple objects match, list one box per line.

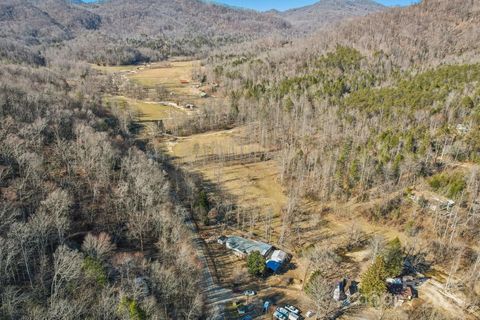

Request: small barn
left=333, top=280, right=348, bottom=301
left=333, top=278, right=358, bottom=301
left=266, top=250, right=289, bottom=273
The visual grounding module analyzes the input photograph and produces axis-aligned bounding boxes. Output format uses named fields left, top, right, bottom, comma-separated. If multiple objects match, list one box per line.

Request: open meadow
left=107, top=95, right=187, bottom=122
left=167, top=127, right=287, bottom=229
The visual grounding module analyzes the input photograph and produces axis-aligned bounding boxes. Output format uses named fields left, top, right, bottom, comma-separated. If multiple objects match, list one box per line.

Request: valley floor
left=94, top=60, right=478, bottom=320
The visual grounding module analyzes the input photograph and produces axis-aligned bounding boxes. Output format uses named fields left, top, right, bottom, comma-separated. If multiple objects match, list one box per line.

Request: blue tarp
left=266, top=260, right=282, bottom=273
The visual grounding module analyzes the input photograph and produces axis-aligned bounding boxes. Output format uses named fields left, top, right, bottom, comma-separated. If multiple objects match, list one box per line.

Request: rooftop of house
left=226, top=236, right=273, bottom=257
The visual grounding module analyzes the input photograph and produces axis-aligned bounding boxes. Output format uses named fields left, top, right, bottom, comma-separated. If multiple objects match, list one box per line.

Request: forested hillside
left=94, top=0, right=290, bottom=39
left=0, top=0, right=293, bottom=65
left=0, top=0, right=101, bottom=44
left=0, top=0, right=388, bottom=66
left=311, top=0, right=480, bottom=67
left=280, top=0, right=385, bottom=33
left=0, top=55, right=203, bottom=319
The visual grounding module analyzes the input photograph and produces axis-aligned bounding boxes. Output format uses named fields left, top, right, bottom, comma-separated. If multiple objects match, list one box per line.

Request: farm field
left=128, top=60, right=200, bottom=91
left=166, top=127, right=287, bottom=227
left=107, top=95, right=187, bottom=122
left=96, top=59, right=218, bottom=113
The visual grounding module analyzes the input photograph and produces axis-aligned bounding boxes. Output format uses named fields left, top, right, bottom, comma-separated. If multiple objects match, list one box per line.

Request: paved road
left=187, top=221, right=237, bottom=319
left=156, top=156, right=237, bottom=318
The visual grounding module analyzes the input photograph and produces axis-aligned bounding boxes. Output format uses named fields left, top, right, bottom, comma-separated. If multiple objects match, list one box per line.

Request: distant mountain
left=91, top=0, right=291, bottom=40
left=0, top=0, right=395, bottom=65
left=314, top=0, right=480, bottom=67
left=0, top=0, right=101, bottom=45
left=281, top=0, right=386, bottom=32
left=0, top=0, right=294, bottom=64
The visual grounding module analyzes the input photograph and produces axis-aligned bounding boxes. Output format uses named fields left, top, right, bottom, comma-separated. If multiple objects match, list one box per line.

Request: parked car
left=285, top=304, right=300, bottom=314
left=237, top=305, right=252, bottom=315
left=274, top=310, right=288, bottom=320
left=217, top=235, right=227, bottom=245
left=276, top=307, right=289, bottom=316
left=243, top=290, right=256, bottom=296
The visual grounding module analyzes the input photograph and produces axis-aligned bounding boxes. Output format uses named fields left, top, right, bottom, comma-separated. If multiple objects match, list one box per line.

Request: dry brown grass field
left=166, top=127, right=287, bottom=231
left=107, top=95, right=187, bottom=122
left=91, top=64, right=140, bottom=73
left=98, top=60, right=218, bottom=120
left=128, top=61, right=199, bottom=91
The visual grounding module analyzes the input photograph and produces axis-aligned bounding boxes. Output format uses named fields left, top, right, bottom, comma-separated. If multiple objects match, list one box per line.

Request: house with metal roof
left=225, top=236, right=273, bottom=257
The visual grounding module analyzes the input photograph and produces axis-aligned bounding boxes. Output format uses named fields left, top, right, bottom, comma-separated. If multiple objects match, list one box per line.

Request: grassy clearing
left=170, top=128, right=266, bottom=162
left=128, top=61, right=200, bottom=92
left=98, top=60, right=217, bottom=116
left=127, top=60, right=218, bottom=107
left=107, top=96, right=186, bottom=122
left=203, top=161, right=286, bottom=219
left=167, top=127, right=287, bottom=222
left=167, top=127, right=408, bottom=245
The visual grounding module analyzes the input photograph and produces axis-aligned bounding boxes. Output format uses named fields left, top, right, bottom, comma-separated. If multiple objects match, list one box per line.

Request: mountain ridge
left=280, top=0, right=386, bottom=32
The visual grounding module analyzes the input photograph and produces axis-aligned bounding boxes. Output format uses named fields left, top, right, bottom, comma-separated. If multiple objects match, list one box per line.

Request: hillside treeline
left=0, top=60, right=202, bottom=318
left=0, top=0, right=292, bottom=66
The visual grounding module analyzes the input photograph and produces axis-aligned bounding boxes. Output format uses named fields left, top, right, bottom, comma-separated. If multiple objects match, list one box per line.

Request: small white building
left=270, top=250, right=288, bottom=263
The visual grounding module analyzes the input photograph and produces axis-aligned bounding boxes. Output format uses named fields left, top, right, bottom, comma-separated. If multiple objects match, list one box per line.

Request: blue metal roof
left=266, top=260, right=282, bottom=272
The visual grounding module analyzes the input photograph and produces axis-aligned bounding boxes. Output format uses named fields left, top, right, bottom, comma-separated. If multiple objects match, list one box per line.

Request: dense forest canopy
left=0, top=56, right=206, bottom=318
